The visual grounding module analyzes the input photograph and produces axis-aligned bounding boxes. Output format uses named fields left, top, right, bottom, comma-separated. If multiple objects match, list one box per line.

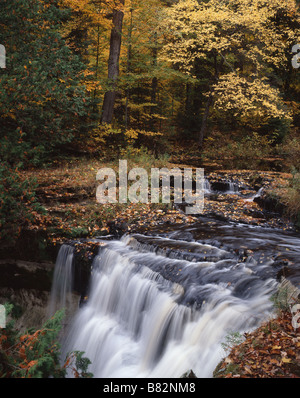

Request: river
left=48, top=202, right=300, bottom=378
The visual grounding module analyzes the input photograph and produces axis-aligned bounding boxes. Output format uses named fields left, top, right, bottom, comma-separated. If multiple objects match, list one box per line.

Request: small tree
left=0, top=305, right=93, bottom=378
left=0, top=0, right=93, bottom=166
left=161, top=0, right=300, bottom=146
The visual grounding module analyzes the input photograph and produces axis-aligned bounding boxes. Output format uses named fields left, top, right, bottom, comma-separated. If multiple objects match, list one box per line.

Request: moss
left=213, top=361, right=240, bottom=378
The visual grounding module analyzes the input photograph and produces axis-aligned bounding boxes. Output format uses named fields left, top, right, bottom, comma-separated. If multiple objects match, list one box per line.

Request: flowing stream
left=48, top=209, right=300, bottom=378
left=47, top=179, right=300, bottom=378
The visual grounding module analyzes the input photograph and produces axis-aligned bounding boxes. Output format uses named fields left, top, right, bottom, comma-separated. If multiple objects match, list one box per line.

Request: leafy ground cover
left=18, top=159, right=295, bottom=247
left=214, top=310, right=300, bottom=378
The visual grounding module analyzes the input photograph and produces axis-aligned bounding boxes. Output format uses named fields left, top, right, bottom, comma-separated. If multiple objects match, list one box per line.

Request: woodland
left=0, top=0, right=300, bottom=380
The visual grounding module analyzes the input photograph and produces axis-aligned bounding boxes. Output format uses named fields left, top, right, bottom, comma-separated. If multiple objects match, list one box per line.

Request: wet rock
left=254, top=194, right=286, bottom=216
left=277, top=267, right=300, bottom=287
left=107, top=220, right=129, bottom=238
left=0, top=259, right=53, bottom=291
left=242, top=207, right=265, bottom=219
left=0, top=288, right=51, bottom=332
left=180, top=369, right=197, bottom=378
left=168, top=230, right=194, bottom=242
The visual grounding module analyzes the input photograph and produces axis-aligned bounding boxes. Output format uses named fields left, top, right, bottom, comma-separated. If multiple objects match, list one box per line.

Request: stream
left=48, top=180, right=300, bottom=378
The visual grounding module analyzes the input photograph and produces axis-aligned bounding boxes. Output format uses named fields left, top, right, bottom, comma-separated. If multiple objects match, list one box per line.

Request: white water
left=244, top=187, right=264, bottom=203
left=48, top=244, right=75, bottom=317
left=204, top=178, right=240, bottom=195
left=225, top=181, right=240, bottom=194
left=59, top=235, right=278, bottom=378
left=204, top=178, right=212, bottom=194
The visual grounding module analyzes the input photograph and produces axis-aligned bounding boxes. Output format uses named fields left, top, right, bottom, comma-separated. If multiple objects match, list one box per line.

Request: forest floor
left=21, top=157, right=296, bottom=245
left=17, top=156, right=300, bottom=378
left=213, top=310, right=300, bottom=378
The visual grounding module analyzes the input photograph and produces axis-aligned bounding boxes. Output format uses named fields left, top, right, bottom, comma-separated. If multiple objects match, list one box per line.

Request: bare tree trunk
left=101, top=2, right=125, bottom=125
left=125, top=8, right=133, bottom=130
left=198, top=92, right=213, bottom=148
left=150, top=32, right=158, bottom=131
left=93, top=25, right=101, bottom=110
left=198, top=54, right=223, bottom=148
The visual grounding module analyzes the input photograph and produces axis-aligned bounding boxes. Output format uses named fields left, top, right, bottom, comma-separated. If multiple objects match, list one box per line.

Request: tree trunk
left=198, top=92, right=213, bottom=148
left=198, top=54, right=223, bottom=148
left=93, top=25, right=100, bottom=109
left=150, top=32, right=158, bottom=108
left=125, top=8, right=133, bottom=130
left=150, top=48, right=158, bottom=130
left=101, top=3, right=125, bottom=125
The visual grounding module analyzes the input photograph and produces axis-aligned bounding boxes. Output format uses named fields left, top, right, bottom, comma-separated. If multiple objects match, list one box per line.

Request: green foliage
left=0, top=305, right=93, bottom=378
left=203, top=131, right=275, bottom=169
left=15, top=309, right=66, bottom=378
left=284, top=172, right=300, bottom=226
left=64, top=350, right=93, bottom=378
left=0, top=161, right=45, bottom=246
left=0, top=0, right=94, bottom=167
left=280, top=135, right=300, bottom=171
left=221, top=331, right=244, bottom=354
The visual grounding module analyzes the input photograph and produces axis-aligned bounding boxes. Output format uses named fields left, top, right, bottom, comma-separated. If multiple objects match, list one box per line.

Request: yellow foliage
left=212, top=73, right=292, bottom=126
left=161, top=0, right=299, bottom=126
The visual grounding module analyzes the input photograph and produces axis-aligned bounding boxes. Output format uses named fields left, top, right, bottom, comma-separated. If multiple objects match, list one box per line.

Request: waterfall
left=48, top=244, right=75, bottom=317
left=204, top=178, right=240, bottom=195
left=225, top=181, right=239, bottom=194
left=204, top=178, right=212, bottom=194
left=244, top=187, right=264, bottom=203
left=60, top=234, right=278, bottom=378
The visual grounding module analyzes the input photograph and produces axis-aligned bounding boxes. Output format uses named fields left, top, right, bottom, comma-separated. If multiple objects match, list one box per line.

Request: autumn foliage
left=214, top=310, right=300, bottom=378
left=0, top=306, right=92, bottom=378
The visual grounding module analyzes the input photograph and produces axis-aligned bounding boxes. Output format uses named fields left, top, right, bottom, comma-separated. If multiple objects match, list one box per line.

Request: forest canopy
left=0, top=0, right=299, bottom=162
left=0, top=0, right=300, bottom=244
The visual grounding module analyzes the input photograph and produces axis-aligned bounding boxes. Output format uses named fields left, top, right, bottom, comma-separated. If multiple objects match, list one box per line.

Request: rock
left=0, top=287, right=50, bottom=332
left=254, top=194, right=285, bottom=216
left=0, top=260, right=54, bottom=331
left=180, top=369, right=197, bottom=378
left=168, top=230, right=194, bottom=242
left=0, top=259, right=53, bottom=291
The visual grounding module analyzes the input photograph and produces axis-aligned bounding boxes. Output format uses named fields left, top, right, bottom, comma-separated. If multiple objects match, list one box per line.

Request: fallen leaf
left=282, top=358, right=292, bottom=364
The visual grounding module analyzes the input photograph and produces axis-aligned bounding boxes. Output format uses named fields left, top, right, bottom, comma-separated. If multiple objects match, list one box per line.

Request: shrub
left=203, top=131, right=274, bottom=169
left=0, top=304, right=93, bottom=378
left=0, top=162, right=45, bottom=246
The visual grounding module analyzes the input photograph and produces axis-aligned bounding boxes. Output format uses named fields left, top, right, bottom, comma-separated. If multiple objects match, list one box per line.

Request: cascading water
left=203, top=178, right=241, bottom=195
left=48, top=244, right=75, bottom=317
left=58, top=229, right=282, bottom=378
left=225, top=181, right=240, bottom=194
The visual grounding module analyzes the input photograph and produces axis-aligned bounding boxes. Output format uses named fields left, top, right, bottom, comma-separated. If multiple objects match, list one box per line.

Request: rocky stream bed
left=0, top=166, right=299, bottom=378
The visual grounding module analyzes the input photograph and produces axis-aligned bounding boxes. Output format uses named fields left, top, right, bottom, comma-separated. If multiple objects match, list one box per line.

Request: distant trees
left=0, top=0, right=299, bottom=159
left=0, top=0, right=94, bottom=166
left=162, top=0, right=300, bottom=147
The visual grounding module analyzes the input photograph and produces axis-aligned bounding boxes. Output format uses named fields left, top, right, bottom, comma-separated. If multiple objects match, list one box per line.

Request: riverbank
left=214, top=307, right=300, bottom=378
left=16, top=159, right=298, bottom=244
left=1, top=156, right=300, bottom=378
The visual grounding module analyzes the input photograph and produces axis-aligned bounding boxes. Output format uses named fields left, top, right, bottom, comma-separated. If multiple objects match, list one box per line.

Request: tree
left=101, top=0, right=126, bottom=124
left=115, top=0, right=178, bottom=136
left=161, top=0, right=300, bottom=147
left=0, top=0, right=93, bottom=166
left=0, top=305, right=93, bottom=378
